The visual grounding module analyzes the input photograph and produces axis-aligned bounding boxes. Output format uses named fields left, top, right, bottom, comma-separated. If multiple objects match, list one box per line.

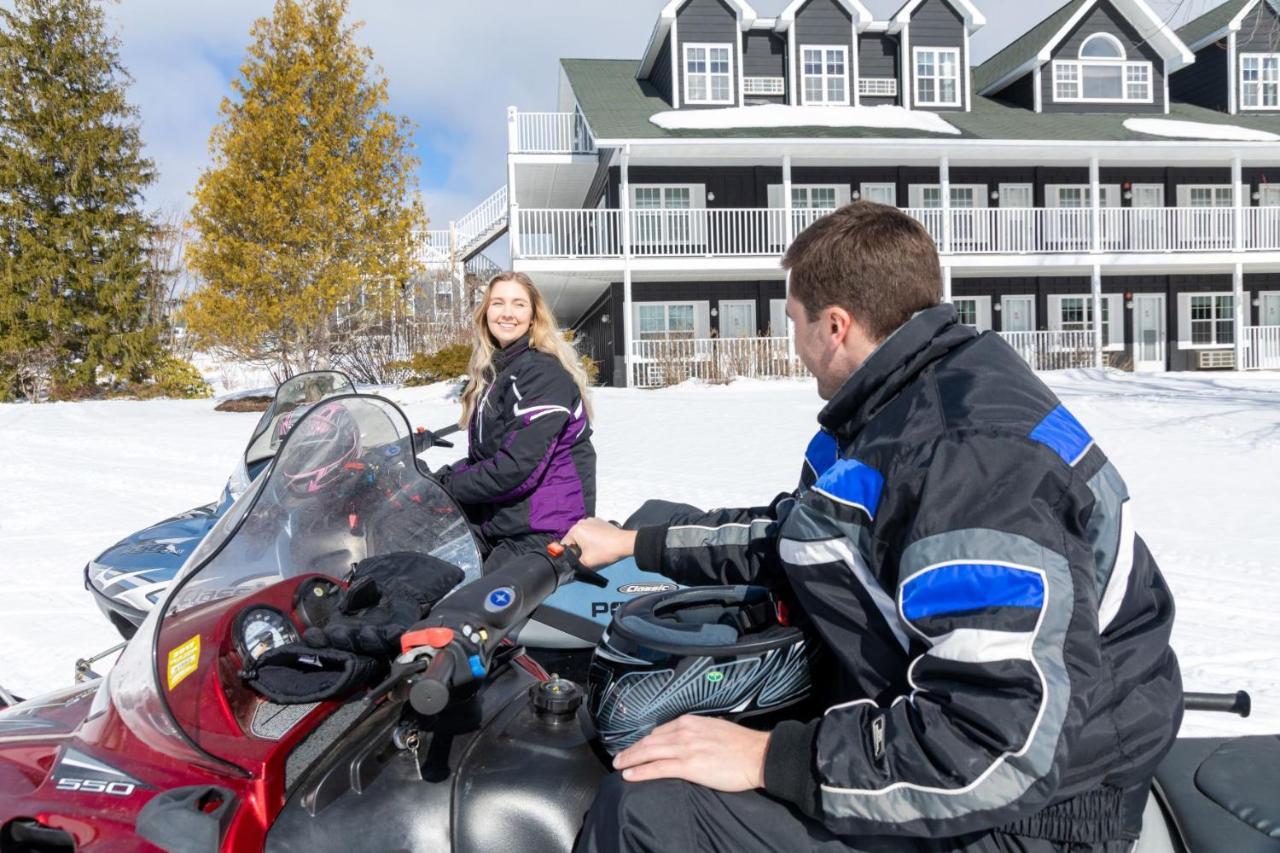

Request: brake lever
left=546, top=541, right=607, bottom=588
left=366, top=657, right=429, bottom=703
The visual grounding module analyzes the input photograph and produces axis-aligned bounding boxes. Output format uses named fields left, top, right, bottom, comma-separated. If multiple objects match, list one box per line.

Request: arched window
left=1053, top=32, right=1151, bottom=103
left=1079, top=33, right=1125, bottom=60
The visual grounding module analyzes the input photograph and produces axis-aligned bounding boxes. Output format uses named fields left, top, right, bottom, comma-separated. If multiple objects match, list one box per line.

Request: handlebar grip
left=1184, top=690, right=1251, bottom=718
left=546, top=542, right=608, bottom=588
left=409, top=649, right=457, bottom=716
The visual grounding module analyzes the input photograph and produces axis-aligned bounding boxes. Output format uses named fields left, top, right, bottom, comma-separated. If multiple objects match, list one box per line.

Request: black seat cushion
left=1154, top=736, right=1280, bottom=853
left=1195, top=736, right=1280, bottom=840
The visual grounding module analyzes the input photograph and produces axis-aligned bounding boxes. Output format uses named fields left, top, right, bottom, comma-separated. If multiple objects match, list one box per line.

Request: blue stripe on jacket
left=901, top=563, right=1045, bottom=621
left=813, top=456, right=884, bottom=520
left=1028, top=404, right=1093, bottom=466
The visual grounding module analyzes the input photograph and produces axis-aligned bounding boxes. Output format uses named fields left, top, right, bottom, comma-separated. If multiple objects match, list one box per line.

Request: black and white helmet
left=587, top=586, right=815, bottom=755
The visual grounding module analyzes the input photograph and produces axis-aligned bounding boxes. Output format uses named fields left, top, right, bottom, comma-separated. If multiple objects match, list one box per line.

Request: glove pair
left=244, top=552, right=464, bottom=704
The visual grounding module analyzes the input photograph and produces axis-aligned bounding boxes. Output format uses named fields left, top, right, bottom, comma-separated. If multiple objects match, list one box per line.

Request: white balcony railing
left=513, top=111, right=596, bottom=154
left=630, top=337, right=805, bottom=387
left=511, top=206, right=1280, bottom=260
left=1244, top=325, right=1280, bottom=370
left=456, top=185, right=508, bottom=246
left=998, top=330, right=1096, bottom=371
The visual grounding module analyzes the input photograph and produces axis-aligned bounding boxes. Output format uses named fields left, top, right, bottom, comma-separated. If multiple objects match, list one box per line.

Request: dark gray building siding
left=1234, top=2, right=1280, bottom=112
left=676, top=0, right=740, bottom=108
left=907, top=0, right=967, bottom=111
left=859, top=32, right=900, bottom=105
left=1041, top=0, right=1165, bottom=113
left=742, top=30, right=787, bottom=104
left=991, top=68, right=1035, bottom=110
left=1169, top=41, right=1229, bottom=112
left=793, top=0, right=855, bottom=104
left=651, top=31, right=675, bottom=105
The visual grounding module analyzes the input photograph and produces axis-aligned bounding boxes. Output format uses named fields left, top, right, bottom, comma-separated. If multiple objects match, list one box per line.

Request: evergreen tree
left=0, top=0, right=159, bottom=400
left=184, top=0, right=426, bottom=377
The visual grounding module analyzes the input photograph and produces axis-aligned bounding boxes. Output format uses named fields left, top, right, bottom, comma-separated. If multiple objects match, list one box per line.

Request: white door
left=769, top=298, right=788, bottom=337
left=1002, top=295, right=1035, bottom=333
left=998, top=184, right=1034, bottom=252
left=1133, top=293, right=1166, bottom=372
left=1131, top=184, right=1164, bottom=207
left=1261, top=292, right=1280, bottom=326
left=719, top=300, right=756, bottom=338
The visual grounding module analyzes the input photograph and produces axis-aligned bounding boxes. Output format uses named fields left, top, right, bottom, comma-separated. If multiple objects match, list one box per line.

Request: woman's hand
left=562, top=518, right=637, bottom=568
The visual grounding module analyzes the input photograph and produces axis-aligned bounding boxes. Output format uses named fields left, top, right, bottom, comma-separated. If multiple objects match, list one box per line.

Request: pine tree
left=0, top=0, right=159, bottom=400
left=184, top=0, right=426, bottom=377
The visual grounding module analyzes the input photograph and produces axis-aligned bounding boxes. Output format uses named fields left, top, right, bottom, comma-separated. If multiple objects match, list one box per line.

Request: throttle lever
left=546, top=541, right=607, bottom=588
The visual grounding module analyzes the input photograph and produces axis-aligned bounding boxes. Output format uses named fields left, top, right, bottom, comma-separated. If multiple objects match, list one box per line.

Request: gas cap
left=530, top=676, right=582, bottom=723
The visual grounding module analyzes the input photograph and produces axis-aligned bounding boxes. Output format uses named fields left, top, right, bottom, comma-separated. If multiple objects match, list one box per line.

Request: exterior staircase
left=419, top=185, right=508, bottom=269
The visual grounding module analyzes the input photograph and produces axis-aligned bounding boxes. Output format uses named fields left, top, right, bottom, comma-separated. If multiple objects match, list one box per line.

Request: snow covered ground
left=1, top=369, right=1277, bottom=739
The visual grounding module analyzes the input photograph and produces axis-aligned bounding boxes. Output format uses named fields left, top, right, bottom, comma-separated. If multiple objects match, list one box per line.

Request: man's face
left=787, top=294, right=849, bottom=401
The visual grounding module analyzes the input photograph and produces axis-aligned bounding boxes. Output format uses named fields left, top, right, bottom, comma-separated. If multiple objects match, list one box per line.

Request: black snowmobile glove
left=242, top=643, right=385, bottom=705
left=302, top=551, right=465, bottom=657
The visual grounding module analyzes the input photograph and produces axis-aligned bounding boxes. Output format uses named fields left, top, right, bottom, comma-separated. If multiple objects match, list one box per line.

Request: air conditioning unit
left=1197, top=349, right=1235, bottom=369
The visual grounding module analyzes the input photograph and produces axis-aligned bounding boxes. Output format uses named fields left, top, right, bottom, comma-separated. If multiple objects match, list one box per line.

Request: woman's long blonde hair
left=459, top=271, right=594, bottom=427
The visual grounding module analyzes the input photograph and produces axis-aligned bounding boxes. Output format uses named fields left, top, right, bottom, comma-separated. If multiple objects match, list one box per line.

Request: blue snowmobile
left=83, top=371, right=674, bottom=658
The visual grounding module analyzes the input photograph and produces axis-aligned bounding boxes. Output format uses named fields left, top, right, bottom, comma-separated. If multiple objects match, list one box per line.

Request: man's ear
left=826, top=306, right=855, bottom=343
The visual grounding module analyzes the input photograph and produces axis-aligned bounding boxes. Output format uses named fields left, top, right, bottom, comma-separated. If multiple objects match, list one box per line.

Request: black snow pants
left=574, top=774, right=1137, bottom=853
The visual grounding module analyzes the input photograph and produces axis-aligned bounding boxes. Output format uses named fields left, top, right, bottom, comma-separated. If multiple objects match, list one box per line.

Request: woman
left=435, top=272, right=596, bottom=571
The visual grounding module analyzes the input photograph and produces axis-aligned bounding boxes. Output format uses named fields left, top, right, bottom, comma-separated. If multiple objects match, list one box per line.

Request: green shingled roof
left=562, top=56, right=1280, bottom=142
left=1175, top=0, right=1250, bottom=48
left=972, top=0, right=1086, bottom=94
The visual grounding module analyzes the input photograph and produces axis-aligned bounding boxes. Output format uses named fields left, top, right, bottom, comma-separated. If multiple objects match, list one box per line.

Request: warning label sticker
left=166, top=635, right=201, bottom=690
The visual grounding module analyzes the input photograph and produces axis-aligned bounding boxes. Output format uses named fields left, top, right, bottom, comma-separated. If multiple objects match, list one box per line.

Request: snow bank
left=650, top=103, right=961, bottom=135
left=1124, top=118, right=1280, bottom=142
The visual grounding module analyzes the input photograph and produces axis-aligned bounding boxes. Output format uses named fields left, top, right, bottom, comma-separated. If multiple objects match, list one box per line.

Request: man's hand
left=612, top=715, right=770, bottom=792
left=562, top=517, right=638, bottom=568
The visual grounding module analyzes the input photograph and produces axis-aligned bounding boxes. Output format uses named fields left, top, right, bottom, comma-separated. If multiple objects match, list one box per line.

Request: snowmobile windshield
left=127, top=394, right=483, bottom=773
left=242, top=370, right=357, bottom=467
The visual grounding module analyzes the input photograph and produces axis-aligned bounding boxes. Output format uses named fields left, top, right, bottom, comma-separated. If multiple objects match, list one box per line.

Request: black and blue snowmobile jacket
left=437, top=335, right=596, bottom=542
left=632, top=304, right=1182, bottom=845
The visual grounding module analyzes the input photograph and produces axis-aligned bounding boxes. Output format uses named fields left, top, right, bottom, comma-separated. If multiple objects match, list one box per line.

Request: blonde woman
left=435, top=272, right=597, bottom=570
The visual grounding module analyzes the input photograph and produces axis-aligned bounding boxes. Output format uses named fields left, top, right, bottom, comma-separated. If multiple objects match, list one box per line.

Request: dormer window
left=914, top=48, right=961, bottom=107
left=1052, top=33, right=1151, bottom=103
left=684, top=44, right=734, bottom=105
left=1241, top=54, right=1280, bottom=109
left=801, top=46, right=849, bottom=105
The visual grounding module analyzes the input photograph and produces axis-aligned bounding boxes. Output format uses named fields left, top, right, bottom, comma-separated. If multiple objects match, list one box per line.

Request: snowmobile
left=82, top=372, right=673, bottom=655
left=3, top=393, right=1266, bottom=853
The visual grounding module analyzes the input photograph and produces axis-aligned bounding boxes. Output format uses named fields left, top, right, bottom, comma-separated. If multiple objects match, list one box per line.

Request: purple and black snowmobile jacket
left=436, top=336, right=596, bottom=543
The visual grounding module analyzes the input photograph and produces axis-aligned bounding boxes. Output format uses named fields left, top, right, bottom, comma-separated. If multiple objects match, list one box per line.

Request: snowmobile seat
left=1151, top=735, right=1280, bottom=853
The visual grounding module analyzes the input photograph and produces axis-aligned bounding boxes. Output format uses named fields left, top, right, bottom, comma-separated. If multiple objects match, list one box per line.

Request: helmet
left=278, top=401, right=362, bottom=496
left=587, top=586, right=814, bottom=755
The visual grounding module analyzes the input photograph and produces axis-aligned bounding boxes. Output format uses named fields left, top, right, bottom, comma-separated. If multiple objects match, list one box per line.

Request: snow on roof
left=649, top=104, right=961, bottom=135
left=1123, top=118, right=1280, bottom=142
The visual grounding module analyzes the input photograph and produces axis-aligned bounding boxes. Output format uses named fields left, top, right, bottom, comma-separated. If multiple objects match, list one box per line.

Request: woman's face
left=486, top=279, right=534, bottom=348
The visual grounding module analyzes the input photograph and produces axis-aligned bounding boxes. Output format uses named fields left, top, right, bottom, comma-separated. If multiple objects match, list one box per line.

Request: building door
left=1133, top=293, right=1166, bottom=372
left=860, top=182, right=897, bottom=206
left=1261, top=292, right=1280, bottom=325
left=998, top=184, right=1033, bottom=251
left=1001, top=295, right=1035, bottom=332
left=719, top=300, right=756, bottom=338
left=1131, top=184, right=1164, bottom=207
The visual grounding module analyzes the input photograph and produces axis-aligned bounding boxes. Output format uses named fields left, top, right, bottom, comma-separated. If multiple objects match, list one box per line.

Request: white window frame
left=1176, top=184, right=1234, bottom=208
left=1051, top=33, right=1153, bottom=104
left=1240, top=53, right=1280, bottom=110
left=800, top=44, right=850, bottom=106
left=631, top=184, right=705, bottom=246
left=1181, top=292, right=1238, bottom=349
left=1049, top=293, right=1124, bottom=350
left=683, top=43, right=734, bottom=106
left=858, top=77, right=898, bottom=97
left=912, top=47, right=962, bottom=108
left=951, top=295, right=992, bottom=331
left=743, top=76, right=785, bottom=96
left=1045, top=184, right=1122, bottom=208
left=860, top=182, right=897, bottom=205
left=635, top=301, right=707, bottom=341
left=907, top=184, right=988, bottom=209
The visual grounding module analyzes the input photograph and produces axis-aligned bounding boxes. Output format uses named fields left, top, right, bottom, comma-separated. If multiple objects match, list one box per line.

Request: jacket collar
left=492, top=334, right=531, bottom=371
left=818, top=305, right=976, bottom=441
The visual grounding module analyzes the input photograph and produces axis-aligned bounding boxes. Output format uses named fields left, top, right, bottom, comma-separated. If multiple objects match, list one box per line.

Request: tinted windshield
left=243, top=370, right=357, bottom=466
left=131, top=394, right=483, bottom=770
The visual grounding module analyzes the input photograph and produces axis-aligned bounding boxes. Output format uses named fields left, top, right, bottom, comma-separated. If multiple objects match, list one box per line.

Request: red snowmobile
left=0, top=394, right=1270, bottom=852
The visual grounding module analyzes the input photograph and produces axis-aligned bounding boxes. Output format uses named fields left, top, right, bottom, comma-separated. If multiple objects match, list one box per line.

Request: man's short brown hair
left=782, top=201, right=941, bottom=341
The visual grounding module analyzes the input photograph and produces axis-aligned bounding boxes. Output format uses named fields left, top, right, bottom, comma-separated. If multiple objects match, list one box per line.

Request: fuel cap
left=530, top=676, right=583, bottom=722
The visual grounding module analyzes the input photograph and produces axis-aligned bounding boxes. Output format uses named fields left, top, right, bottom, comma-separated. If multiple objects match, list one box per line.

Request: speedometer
left=234, top=605, right=300, bottom=663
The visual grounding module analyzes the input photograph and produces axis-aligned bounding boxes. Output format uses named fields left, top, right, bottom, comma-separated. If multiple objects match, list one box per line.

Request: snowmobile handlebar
left=1184, top=690, right=1251, bottom=718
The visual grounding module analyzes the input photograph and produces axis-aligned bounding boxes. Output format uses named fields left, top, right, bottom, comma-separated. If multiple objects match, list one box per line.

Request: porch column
left=1089, top=155, right=1100, bottom=253
left=1091, top=264, right=1103, bottom=370
left=1232, top=154, right=1244, bottom=252
left=621, top=145, right=635, bottom=388
left=939, top=154, right=951, bottom=254
left=1233, top=261, right=1245, bottom=370
left=783, top=154, right=796, bottom=366
left=941, top=265, right=952, bottom=303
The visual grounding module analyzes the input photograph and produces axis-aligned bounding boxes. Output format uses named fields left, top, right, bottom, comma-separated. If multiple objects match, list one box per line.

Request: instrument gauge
left=234, top=605, right=300, bottom=664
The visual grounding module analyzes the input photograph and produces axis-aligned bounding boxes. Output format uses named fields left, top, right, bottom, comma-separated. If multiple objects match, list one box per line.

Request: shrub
left=133, top=357, right=213, bottom=399
left=386, top=342, right=473, bottom=387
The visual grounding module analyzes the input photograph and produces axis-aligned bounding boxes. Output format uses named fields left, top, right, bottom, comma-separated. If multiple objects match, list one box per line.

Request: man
left=565, top=202, right=1182, bottom=853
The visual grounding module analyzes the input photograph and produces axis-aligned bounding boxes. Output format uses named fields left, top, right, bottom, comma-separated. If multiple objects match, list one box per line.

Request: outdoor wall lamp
left=1252, top=297, right=1261, bottom=307
left=601, top=313, right=610, bottom=323
left=1253, top=190, right=1262, bottom=201
left=993, top=303, right=1002, bottom=312
left=710, top=307, right=718, bottom=317
left=990, top=190, right=999, bottom=200
left=1123, top=190, right=1133, bottom=200
left=706, top=191, right=716, bottom=201
left=851, top=190, right=861, bottom=200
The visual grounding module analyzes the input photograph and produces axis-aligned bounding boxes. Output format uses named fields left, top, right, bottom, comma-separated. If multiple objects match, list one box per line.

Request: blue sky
left=101, top=0, right=1225, bottom=228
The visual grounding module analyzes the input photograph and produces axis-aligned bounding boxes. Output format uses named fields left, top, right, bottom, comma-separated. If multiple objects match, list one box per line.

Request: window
left=684, top=43, right=733, bottom=105
left=1178, top=185, right=1234, bottom=208
left=858, top=77, right=897, bottom=97
left=1052, top=33, right=1153, bottom=103
left=1189, top=295, right=1234, bottom=345
left=801, top=46, right=849, bottom=105
left=860, top=183, right=897, bottom=205
left=631, top=185, right=702, bottom=246
left=792, top=186, right=839, bottom=208
left=910, top=185, right=984, bottom=208
left=1046, top=185, right=1121, bottom=208
left=1241, top=54, right=1280, bottom=109
left=743, top=76, right=785, bottom=96
left=913, top=47, right=961, bottom=107
left=954, top=298, right=978, bottom=326
left=638, top=303, right=697, bottom=341
left=1058, top=296, right=1114, bottom=346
